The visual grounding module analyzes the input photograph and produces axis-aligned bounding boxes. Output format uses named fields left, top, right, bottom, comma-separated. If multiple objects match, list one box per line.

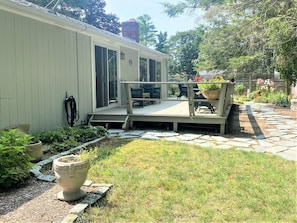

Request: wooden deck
left=89, top=99, right=232, bottom=134
left=88, top=81, right=234, bottom=134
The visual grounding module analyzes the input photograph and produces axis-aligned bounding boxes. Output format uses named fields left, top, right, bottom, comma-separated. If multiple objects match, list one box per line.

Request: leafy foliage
left=168, top=28, right=205, bottom=78
left=234, top=84, right=246, bottom=95
left=84, top=0, right=120, bottom=34
left=253, top=91, right=290, bottom=105
left=161, top=0, right=224, bottom=17
left=197, top=74, right=225, bottom=90
left=137, top=14, right=158, bottom=47
left=37, top=126, right=108, bottom=153
left=155, top=32, right=169, bottom=53
left=265, top=14, right=297, bottom=85
left=162, top=0, right=297, bottom=84
left=0, top=129, right=33, bottom=189
left=27, top=0, right=120, bottom=34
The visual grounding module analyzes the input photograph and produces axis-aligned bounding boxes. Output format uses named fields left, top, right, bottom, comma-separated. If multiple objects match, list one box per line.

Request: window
left=140, top=57, right=147, bottom=81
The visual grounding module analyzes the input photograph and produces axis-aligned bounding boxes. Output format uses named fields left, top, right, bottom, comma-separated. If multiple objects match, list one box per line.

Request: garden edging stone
left=29, top=136, right=106, bottom=182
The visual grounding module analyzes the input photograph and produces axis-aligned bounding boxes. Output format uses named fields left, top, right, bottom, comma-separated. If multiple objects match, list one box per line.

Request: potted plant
left=196, top=75, right=225, bottom=100
left=52, top=154, right=90, bottom=201
left=26, top=135, right=43, bottom=162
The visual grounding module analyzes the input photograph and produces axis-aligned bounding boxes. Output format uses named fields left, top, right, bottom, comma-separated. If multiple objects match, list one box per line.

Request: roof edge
left=0, top=0, right=169, bottom=58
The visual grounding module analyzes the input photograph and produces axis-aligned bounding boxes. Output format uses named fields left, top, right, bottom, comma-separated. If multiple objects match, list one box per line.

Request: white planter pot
left=53, top=155, right=90, bottom=201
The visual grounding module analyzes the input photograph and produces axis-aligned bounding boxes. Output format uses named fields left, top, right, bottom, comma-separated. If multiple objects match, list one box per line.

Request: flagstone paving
left=109, top=102, right=297, bottom=162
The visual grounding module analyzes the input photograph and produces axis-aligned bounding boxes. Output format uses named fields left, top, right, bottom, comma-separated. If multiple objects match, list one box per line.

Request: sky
left=105, top=0, right=203, bottom=37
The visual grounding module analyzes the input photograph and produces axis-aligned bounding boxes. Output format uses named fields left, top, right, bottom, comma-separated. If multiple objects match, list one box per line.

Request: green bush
left=71, top=125, right=105, bottom=143
left=0, top=129, right=33, bottom=189
left=234, top=95, right=248, bottom=104
left=268, top=91, right=290, bottom=105
left=250, top=91, right=290, bottom=105
left=168, top=84, right=178, bottom=97
left=37, top=126, right=108, bottom=153
left=234, top=84, right=246, bottom=95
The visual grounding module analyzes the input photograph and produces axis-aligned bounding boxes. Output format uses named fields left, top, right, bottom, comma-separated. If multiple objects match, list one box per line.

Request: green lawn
left=78, top=138, right=297, bottom=222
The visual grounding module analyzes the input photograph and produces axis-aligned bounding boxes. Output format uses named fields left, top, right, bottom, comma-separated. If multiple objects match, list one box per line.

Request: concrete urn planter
left=26, top=140, right=43, bottom=162
left=53, top=155, right=90, bottom=201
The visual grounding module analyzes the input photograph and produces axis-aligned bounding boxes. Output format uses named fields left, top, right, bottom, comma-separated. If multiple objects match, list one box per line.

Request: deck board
left=91, top=101, right=217, bottom=117
left=89, top=100, right=231, bottom=133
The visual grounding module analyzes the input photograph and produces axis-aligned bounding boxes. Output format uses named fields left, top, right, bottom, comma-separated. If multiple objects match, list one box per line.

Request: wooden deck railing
left=121, top=81, right=235, bottom=117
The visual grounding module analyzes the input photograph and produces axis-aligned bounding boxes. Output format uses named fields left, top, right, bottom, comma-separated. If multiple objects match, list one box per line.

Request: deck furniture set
left=131, top=84, right=161, bottom=107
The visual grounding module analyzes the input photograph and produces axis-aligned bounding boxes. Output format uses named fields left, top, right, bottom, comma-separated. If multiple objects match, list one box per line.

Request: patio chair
left=194, top=90, right=215, bottom=113
left=131, top=88, right=144, bottom=107
left=151, top=87, right=161, bottom=103
left=142, top=84, right=161, bottom=103
left=177, top=84, right=187, bottom=99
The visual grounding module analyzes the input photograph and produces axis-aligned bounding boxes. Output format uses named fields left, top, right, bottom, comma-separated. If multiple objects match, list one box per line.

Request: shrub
left=37, top=126, right=108, bottom=153
left=74, top=125, right=107, bottom=143
left=234, top=95, right=248, bottom=104
left=51, top=136, right=79, bottom=153
left=0, top=129, right=33, bottom=189
left=250, top=91, right=290, bottom=105
left=168, top=84, right=178, bottom=96
left=234, top=84, right=246, bottom=95
left=268, top=92, right=290, bottom=105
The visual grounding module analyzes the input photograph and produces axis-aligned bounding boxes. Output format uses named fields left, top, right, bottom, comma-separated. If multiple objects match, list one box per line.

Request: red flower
left=194, top=76, right=204, bottom=82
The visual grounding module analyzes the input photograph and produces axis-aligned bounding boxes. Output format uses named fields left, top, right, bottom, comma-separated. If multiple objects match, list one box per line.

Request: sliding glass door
left=95, top=45, right=118, bottom=108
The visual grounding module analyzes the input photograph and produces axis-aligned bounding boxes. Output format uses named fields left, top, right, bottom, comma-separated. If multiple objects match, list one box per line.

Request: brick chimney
left=121, top=19, right=139, bottom=43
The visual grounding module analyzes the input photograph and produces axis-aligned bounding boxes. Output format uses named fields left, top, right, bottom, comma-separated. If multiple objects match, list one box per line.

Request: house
left=0, top=0, right=169, bottom=132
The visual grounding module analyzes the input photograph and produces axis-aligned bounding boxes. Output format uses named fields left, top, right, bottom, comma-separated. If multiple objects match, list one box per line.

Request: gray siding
left=77, top=33, right=92, bottom=124
left=119, top=46, right=139, bottom=106
left=0, top=9, right=92, bottom=132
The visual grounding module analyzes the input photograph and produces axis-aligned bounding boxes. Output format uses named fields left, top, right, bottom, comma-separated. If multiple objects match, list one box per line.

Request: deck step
left=90, top=119, right=125, bottom=123
left=88, top=114, right=129, bottom=130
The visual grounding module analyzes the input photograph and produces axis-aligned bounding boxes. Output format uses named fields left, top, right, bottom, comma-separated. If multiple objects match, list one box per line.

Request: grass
left=77, top=138, right=297, bottom=222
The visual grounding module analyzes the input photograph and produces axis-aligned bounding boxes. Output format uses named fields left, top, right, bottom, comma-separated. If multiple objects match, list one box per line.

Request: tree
left=137, top=14, right=158, bottom=47
left=162, top=0, right=297, bottom=84
left=168, top=28, right=205, bottom=79
left=84, top=0, right=120, bottom=34
left=26, top=0, right=120, bottom=34
left=161, top=0, right=225, bottom=18
left=155, top=32, right=169, bottom=53
left=265, top=5, right=297, bottom=85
